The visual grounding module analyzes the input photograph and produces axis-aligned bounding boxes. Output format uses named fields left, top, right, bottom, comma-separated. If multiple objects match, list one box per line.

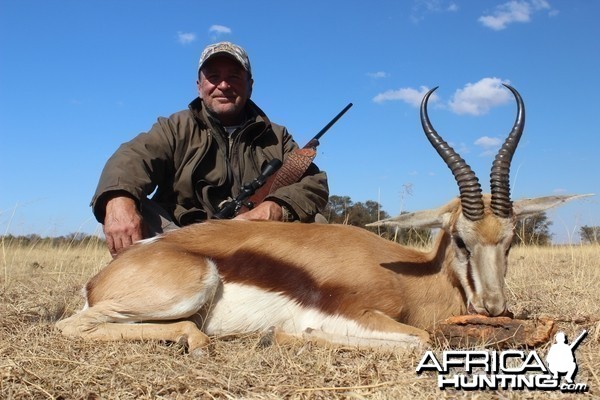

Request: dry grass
left=1, top=237, right=599, bottom=399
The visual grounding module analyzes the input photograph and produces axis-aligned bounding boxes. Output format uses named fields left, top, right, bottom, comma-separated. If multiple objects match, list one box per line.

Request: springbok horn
left=490, top=84, right=525, bottom=218
left=421, top=87, right=484, bottom=221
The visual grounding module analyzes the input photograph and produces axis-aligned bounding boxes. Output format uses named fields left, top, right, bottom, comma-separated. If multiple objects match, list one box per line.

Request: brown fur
left=155, top=220, right=466, bottom=328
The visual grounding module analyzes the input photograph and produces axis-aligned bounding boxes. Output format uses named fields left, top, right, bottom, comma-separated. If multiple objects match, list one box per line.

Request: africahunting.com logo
left=416, top=330, right=589, bottom=393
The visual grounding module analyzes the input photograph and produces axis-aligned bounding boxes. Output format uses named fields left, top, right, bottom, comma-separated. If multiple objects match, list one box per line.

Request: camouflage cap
left=198, top=41, right=252, bottom=76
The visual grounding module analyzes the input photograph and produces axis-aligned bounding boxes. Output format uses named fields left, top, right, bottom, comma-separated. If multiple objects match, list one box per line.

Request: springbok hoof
left=176, top=334, right=189, bottom=348
left=257, top=326, right=276, bottom=348
left=189, top=347, right=209, bottom=358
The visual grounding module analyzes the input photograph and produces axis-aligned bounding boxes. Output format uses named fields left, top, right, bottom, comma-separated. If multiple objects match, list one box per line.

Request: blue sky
left=1, top=0, right=598, bottom=243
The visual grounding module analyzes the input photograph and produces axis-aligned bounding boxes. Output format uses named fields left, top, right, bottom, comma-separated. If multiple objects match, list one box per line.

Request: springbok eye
left=453, top=235, right=470, bottom=257
left=453, top=235, right=466, bottom=249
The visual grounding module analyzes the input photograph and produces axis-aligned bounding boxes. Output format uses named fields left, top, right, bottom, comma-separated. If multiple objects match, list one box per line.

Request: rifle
left=569, top=330, right=587, bottom=351
left=213, top=102, right=353, bottom=219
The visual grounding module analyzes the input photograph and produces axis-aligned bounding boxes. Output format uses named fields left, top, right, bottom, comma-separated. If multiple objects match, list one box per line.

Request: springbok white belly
left=203, top=281, right=420, bottom=347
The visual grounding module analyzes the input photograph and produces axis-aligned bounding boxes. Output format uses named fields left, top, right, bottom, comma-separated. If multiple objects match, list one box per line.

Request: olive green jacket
left=91, top=98, right=329, bottom=225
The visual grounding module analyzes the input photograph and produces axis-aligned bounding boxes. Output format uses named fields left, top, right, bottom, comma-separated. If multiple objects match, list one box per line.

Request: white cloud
left=417, top=0, right=459, bottom=13
left=177, top=31, right=196, bottom=44
left=450, top=141, right=471, bottom=156
left=209, top=25, right=232, bottom=35
left=374, top=78, right=514, bottom=117
left=475, top=136, right=502, bottom=156
left=373, top=86, right=436, bottom=107
left=448, top=77, right=511, bottom=116
left=478, top=0, right=552, bottom=31
left=367, top=71, right=390, bottom=79
left=475, top=136, right=502, bottom=148
left=410, top=0, right=459, bottom=24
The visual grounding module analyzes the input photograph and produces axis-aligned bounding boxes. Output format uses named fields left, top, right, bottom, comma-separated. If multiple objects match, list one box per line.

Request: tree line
left=2, top=196, right=597, bottom=246
left=580, top=225, right=600, bottom=244
left=0, top=232, right=104, bottom=247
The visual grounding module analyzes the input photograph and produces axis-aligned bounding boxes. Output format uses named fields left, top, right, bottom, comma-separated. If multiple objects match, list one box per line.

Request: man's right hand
left=103, top=195, right=144, bottom=257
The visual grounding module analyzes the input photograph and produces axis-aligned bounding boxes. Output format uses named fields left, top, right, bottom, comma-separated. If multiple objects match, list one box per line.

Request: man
left=92, top=42, right=329, bottom=257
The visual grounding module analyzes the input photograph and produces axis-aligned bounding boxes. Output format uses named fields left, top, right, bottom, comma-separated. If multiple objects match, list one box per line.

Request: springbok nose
left=484, top=298, right=508, bottom=317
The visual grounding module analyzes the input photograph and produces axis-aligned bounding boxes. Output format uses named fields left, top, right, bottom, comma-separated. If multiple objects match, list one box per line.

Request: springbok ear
left=512, top=194, right=593, bottom=220
left=366, top=202, right=457, bottom=229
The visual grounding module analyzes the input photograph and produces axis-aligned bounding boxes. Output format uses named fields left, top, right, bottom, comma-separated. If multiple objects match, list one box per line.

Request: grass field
left=1, top=236, right=599, bottom=399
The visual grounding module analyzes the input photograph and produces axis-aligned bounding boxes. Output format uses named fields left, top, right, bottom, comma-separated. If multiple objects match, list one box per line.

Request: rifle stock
left=221, top=102, right=352, bottom=217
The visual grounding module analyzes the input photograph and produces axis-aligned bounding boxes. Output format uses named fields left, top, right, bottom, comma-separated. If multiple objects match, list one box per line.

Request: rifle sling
left=268, top=148, right=316, bottom=194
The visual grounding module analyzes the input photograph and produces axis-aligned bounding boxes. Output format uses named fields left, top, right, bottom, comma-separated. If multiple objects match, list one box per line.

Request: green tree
left=580, top=225, right=600, bottom=244
left=322, top=195, right=353, bottom=224
left=513, top=212, right=552, bottom=246
left=322, top=196, right=389, bottom=226
left=345, top=200, right=390, bottom=227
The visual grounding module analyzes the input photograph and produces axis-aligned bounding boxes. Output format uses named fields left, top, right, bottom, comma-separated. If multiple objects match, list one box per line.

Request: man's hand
left=234, top=200, right=283, bottom=221
left=103, top=195, right=144, bottom=257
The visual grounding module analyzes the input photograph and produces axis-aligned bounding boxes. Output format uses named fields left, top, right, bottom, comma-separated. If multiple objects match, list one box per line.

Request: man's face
left=197, top=56, right=253, bottom=126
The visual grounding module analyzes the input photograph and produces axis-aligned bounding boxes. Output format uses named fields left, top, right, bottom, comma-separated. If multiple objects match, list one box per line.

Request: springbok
left=57, top=85, right=585, bottom=353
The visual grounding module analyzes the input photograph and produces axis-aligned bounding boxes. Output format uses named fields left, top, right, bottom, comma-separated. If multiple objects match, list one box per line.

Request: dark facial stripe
left=466, top=259, right=476, bottom=293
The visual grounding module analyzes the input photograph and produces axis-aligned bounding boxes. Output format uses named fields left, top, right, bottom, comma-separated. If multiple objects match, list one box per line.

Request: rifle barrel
left=311, top=102, right=353, bottom=142
left=569, top=330, right=588, bottom=350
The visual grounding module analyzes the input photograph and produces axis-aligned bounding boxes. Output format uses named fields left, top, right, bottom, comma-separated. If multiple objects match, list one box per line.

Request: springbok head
left=421, top=84, right=524, bottom=317
left=370, top=84, right=588, bottom=317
